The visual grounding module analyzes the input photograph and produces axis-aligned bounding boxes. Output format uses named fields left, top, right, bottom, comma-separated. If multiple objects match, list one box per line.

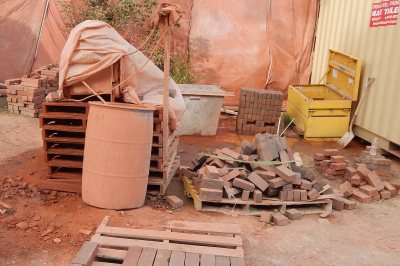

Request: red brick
left=351, top=174, right=363, bottom=186
left=371, top=193, right=381, bottom=201
left=201, top=177, right=224, bottom=190
left=342, top=198, right=357, bottom=210
left=274, top=165, right=297, bottom=183
left=339, top=181, right=353, bottom=197
left=286, top=190, right=294, bottom=201
left=356, top=164, right=371, bottom=179
left=247, top=172, right=269, bottom=192
left=382, top=181, right=397, bottom=196
left=218, top=167, right=229, bottom=176
left=307, top=188, right=320, bottom=200
left=365, top=171, right=384, bottom=191
left=331, top=155, right=346, bottom=163
left=269, top=177, right=286, bottom=188
left=220, top=147, right=241, bottom=159
left=166, top=195, right=183, bottom=208
left=221, top=169, right=241, bottom=182
left=332, top=197, right=345, bottom=211
left=300, top=190, right=308, bottom=201
left=260, top=211, right=272, bottom=223
left=351, top=188, right=372, bottom=203
left=293, top=190, right=301, bottom=201
left=272, top=213, right=289, bottom=226
left=326, top=168, right=345, bottom=175
left=204, top=165, right=220, bottom=179
left=241, top=190, right=250, bottom=201
left=344, top=166, right=357, bottom=180
left=199, top=188, right=223, bottom=201
left=359, top=185, right=379, bottom=197
left=279, top=190, right=288, bottom=201
left=379, top=189, right=392, bottom=199
left=323, top=149, right=340, bottom=156
left=314, top=153, right=327, bottom=161
left=253, top=190, right=263, bottom=203
left=300, top=180, right=312, bottom=191
left=330, top=163, right=347, bottom=171
left=282, top=184, right=293, bottom=191
left=285, top=209, right=302, bottom=220
left=233, top=178, right=255, bottom=192
left=255, top=170, right=276, bottom=180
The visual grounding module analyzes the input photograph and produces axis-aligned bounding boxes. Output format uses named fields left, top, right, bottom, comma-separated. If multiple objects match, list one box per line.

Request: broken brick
left=272, top=213, right=289, bottom=226
left=253, top=189, right=263, bottom=203
left=365, top=171, right=384, bottom=191
left=260, top=211, right=272, bottom=223
left=351, top=188, right=372, bottom=203
left=166, top=195, right=183, bottom=208
left=247, top=172, right=269, bottom=191
left=233, top=178, right=255, bottom=192
left=339, top=181, right=353, bottom=197
left=285, top=209, right=302, bottom=220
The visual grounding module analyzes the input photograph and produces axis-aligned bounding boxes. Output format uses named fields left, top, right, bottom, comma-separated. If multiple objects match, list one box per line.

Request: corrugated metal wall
left=311, top=0, right=400, bottom=148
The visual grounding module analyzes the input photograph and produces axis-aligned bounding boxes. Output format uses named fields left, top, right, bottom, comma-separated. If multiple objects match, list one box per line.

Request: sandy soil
left=1, top=111, right=400, bottom=266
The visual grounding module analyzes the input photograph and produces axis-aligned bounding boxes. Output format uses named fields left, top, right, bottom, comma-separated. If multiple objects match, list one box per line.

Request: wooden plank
left=137, top=247, right=157, bottom=266
left=46, top=148, right=84, bottom=156
left=122, top=246, right=142, bottom=266
left=168, top=251, right=185, bottom=266
left=40, top=112, right=87, bottom=119
left=42, top=124, right=86, bottom=132
left=200, top=254, right=216, bottom=266
left=71, top=241, right=98, bottom=266
left=37, top=180, right=81, bottom=193
left=91, top=262, right=119, bottom=266
left=48, top=172, right=82, bottom=179
left=90, top=235, right=244, bottom=258
left=96, top=226, right=242, bottom=247
left=165, top=221, right=241, bottom=235
left=184, top=253, right=200, bottom=266
left=44, top=136, right=85, bottom=144
left=215, top=256, right=230, bottom=266
left=97, top=247, right=126, bottom=261
left=47, top=159, right=83, bottom=168
left=153, top=249, right=171, bottom=266
left=230, top=257, right=245, bottom=266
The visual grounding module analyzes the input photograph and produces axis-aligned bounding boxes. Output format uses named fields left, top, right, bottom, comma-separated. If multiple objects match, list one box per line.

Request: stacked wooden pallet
left=72, top=216, right=244, bottom=265
left=38, top=102, right=179, bottom=194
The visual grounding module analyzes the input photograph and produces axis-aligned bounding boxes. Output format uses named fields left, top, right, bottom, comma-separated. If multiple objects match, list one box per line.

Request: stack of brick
left=186, top=132, right=335, bottom=204
left=314, top=149, right=349, bottom=180
left=237, top=88, right=283, bottom=135
left=354, top=146, right=392, bottom=177
left=5, top=65, right=59, bottom=117
left=336, top=163, right=398, bottom=204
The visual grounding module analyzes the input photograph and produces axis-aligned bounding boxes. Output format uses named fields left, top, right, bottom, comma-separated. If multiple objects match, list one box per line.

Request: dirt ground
left=1, top=108, right=400, bottom=266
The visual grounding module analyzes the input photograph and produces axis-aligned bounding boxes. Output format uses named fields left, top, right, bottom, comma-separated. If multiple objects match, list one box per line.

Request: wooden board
left=72, top=217, right=245, bottom=265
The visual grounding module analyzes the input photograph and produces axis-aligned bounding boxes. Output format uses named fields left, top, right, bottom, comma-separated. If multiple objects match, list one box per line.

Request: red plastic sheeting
left=188, top=0, right=318, bottom=105
left=0, top=0, right=66, bottom=82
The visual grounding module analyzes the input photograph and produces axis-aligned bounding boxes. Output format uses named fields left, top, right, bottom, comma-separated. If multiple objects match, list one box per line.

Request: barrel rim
left=89, top=101, right=155, bottom=112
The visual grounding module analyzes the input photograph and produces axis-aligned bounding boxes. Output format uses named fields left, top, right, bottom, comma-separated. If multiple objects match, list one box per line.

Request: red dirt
left=1, top=112, right=400, bottom=265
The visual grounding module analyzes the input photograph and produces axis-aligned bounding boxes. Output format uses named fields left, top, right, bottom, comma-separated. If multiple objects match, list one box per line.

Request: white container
left=177, top=84, right=232, bottom=136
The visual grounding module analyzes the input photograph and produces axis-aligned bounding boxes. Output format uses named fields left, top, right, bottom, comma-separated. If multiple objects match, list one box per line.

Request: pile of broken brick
left=183, top=133, right=337, bottom=226
left=314, top=148, right=397, bottom=209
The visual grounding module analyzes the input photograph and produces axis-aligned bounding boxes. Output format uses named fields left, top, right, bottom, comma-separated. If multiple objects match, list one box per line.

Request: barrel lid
left=89, top=101, right=155, bottom=111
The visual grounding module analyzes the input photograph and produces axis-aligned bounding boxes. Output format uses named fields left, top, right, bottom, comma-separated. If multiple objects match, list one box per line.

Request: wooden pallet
left=39, top=102, right=179, bottom=194
left=181, top=176, right=333, bottom=217
left=72, top=217, right=244, bottom=265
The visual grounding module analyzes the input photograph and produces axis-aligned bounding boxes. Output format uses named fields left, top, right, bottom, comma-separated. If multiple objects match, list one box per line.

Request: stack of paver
left=314, top=149, right=350, bottom=180
left=185, top=132, right=334, bottom=205
left=5, top=65, right=59, bottom=117
left=354, top=146, right=392, bottom=177
left=237, top=88, right=283, bottom=135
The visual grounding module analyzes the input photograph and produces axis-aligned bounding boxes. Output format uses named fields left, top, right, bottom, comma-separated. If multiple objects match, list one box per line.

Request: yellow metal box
left=287, top=50, right=362, bottom=140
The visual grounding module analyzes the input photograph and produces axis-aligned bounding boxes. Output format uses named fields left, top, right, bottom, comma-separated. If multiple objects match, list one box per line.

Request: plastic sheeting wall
left=311, top=0, right=400, bottom=147
left=187, top=0, right=319, bottom=105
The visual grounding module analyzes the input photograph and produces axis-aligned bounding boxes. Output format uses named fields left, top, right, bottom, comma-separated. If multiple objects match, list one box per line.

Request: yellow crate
left=287, top=50, right=362, bottom=140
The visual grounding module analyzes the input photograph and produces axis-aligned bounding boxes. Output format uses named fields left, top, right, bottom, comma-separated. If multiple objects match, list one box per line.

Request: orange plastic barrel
left=82, top=102, right=154, bottom=209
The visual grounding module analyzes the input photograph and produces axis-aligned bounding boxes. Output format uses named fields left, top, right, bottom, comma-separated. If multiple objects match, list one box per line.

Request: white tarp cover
left=54, top=20, right=185, bottom=122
